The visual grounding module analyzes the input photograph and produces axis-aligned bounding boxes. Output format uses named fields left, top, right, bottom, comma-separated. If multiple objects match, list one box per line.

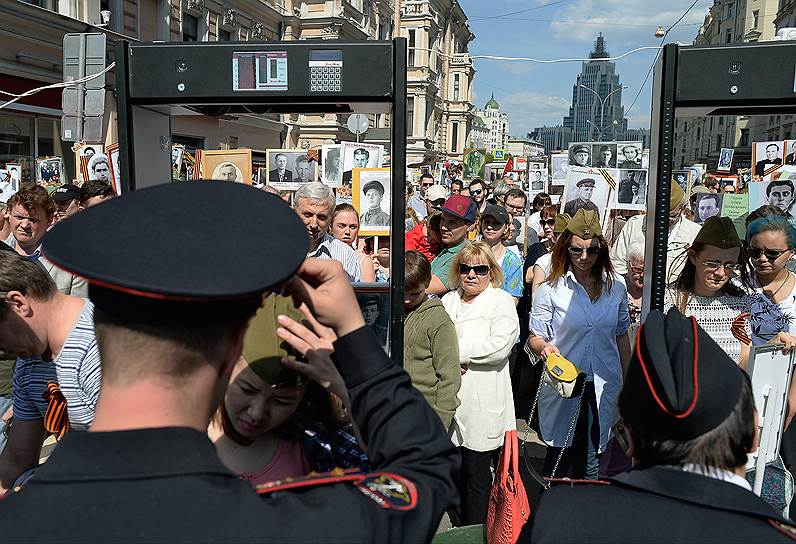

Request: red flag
left=502, top=154, right=514, bottom=177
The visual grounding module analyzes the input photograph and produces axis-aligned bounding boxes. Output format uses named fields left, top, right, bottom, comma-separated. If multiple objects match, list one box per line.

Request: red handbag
left=486, top=430, right=531, bottom=544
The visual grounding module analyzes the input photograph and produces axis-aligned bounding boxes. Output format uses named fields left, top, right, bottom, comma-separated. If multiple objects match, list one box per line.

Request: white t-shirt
left=534, top=253, right=553, bottom=276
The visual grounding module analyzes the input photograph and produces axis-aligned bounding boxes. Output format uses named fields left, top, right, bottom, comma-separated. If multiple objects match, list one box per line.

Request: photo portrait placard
left=37, top=157, right=62, bottom=186
left=528, top=168, right=548, bottom=193
left=264, top=149, right=313, bottom=190
left=749, top=177, right=796, bottom=220
left=568, top=142, right=592, bottom=168
left=753, top=141, right=786, bottom=178
left=561, top=166, right=613, bottom=226
left=353, top=168, right=391, bottom=236
left=107, top=143, right=121, bottom=195
left=340, top=142, right=384, bottom=188
left=786, top=140, right=796, bottom=167
left=614, top=169, right=647, bottom=210
left=592, top=143, right=618, bottom=169
left=718, top=147, right=734, bottom=173
left=4, top=164, right=21, bottom=191
left=551, top=152, right=569, bottom=186
left=75, top=143, right=104, bottom=183
left=463, top=148, right=486, bottom=180
left=616, top=141, right=643, bottom=169
left=203, top=148, right=253, bottom=185
left=321, top=144, right=342, bottom=187
left=672, top=170, right=693, bottom=195
left=693, top=192, right=724, bottom=225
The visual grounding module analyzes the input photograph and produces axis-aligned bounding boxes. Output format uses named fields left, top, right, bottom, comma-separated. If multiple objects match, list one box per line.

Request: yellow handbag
left=543, top=353, right=586, bottom=399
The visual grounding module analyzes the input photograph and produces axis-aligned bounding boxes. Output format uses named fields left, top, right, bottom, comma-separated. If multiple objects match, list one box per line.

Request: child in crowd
left=403, top=250, right=462, bottom=430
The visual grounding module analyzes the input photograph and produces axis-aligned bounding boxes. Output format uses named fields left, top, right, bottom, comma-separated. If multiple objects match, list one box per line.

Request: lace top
left=664, top=290, right=754, bottom=364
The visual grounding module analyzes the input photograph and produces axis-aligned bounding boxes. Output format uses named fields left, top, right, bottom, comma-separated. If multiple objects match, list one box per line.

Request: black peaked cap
left=622, top=308, right=744, bottom=441
left=42, top=181, right=309, bottom=322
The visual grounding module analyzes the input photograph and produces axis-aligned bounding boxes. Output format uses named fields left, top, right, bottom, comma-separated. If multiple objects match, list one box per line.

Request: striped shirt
left=53, top=301, right=101, bottom=430
left=308, top=234, right=362, bottom=282
left=12, top=357, right=57, bottom=421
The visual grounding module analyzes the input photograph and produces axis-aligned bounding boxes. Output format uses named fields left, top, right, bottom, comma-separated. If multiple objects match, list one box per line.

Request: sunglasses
left=422, top=182, right=434, bottom=187
left=428, top=198, right=445, bottom=207
left=747, top=246, right=791, bottom=261
left=458, top=264, right=490, bottom=276
left=470, top=189, right=483, bottom=195
left=542, top=219, right=557, bottom=227
left=568, top=247, right=600, bottom=256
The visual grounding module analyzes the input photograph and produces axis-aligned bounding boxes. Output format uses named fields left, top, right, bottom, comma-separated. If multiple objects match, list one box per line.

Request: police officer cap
left=41, top=181, right=308, bottom=323
left=362, top=179, right=385, bottom=196
left=242, top=293, right=305, bottom=387
left=565, top=209, right=601, bottom=239
left=621, top=308, right=743, bottom=441
left=576, top=178, right=596, bottom=188
left=52, top=184, right=81, bottom=205
left=573, top=145, right=590, bottom=154
left=693, top=216, right=741, bottom=249
left=481, top=204, right=510, bottom=225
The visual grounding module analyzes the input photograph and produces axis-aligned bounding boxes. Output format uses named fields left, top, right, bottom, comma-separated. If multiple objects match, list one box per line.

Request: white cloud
left=626, top=109, right=652, bottom=130
left=497, top=91, right=571, bottom=136
left=550, top=0, right=712, bottom=44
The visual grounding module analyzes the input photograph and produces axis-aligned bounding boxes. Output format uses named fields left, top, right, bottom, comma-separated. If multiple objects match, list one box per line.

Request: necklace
left=762, top=270, right=792, bottom=300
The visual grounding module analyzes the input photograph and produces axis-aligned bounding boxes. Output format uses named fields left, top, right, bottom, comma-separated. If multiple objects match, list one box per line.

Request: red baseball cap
left=434, top=194, right=478, bottom=223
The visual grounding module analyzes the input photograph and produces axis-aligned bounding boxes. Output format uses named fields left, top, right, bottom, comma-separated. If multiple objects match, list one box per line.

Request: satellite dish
left=346, top=114, right=369, bottom=135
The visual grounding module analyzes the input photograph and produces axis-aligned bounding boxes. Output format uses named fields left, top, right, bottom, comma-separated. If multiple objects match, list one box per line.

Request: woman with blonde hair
left=329, top=203, right=376, bottom=282
left=442, top=241, right=520, bottom=527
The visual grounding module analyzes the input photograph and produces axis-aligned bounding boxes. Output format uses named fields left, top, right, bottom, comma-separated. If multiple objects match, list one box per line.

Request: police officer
left=0, top=181, right=459, bottom=542
left=521, top=308, right=796, bottom=543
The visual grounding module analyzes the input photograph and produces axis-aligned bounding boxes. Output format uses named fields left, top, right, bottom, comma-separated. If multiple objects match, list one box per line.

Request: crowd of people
left=2, top=165, right=796, bottom=541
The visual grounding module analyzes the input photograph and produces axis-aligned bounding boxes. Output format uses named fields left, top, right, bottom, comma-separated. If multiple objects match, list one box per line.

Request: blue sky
left=458, top=0, right=715, bottom=138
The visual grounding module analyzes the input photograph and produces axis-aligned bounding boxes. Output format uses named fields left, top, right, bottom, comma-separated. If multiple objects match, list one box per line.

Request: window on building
left=718, top=116, right=724, bottom=125
left=407, top=96, right=414, bottom=137
left=740, top=128, right=749, bottom=147
left=753, top=10, right=759, bottom=29
left=696, top=126, right=701, bottom=139
left=182, top=13, right=198, bottom=42
left=453, top=74, right=460, bottom=101
left=451, top=122, right=459, bottom=153
left=407, top=30, right=416, bottom=67
left=219, top=29, right=231, bottom=41
left=716, top=134, right=723, bottom=151
left=726, top=29, right=732, bottom=43
left=710, top=118, right=714, bottom=130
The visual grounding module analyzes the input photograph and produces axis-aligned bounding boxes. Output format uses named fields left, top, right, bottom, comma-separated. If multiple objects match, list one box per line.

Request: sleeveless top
left=240, top=439, right=311, bottom=487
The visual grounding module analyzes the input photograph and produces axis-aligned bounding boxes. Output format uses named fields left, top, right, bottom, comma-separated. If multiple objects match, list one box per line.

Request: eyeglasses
left=630, top=265, right=644, bottom=275
left=747, top=246, right=791, bottom=261
left=505, top=204, right=525, bottom=213
left=568, top=247, right=600, bottom=256
left=428, top=198, right=445, bottom=207
left=470, top=189, right=483, bottom=195
left=422, top=182, right=434, bottom=188
left=702, top=260, right=742, bottom=273
left=458, top=264, right=490, bottom=276
left=542, top=218, right=557, bottom=227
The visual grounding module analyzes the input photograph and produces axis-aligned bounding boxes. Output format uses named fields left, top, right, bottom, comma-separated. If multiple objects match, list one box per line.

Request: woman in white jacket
left=442, top=241, right=520, bottom=527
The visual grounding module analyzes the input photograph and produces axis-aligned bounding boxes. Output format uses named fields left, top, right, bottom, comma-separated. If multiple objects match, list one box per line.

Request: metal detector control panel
left=125, top=42, right=392, bottom=103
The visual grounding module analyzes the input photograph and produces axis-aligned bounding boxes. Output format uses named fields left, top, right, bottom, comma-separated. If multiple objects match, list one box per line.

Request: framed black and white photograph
left=528, top=168, right=547, bottom=193
left=551, top=152, right=569, bottom=186
left=4, top=163, right=21, bottom=191
left=615, top=170, right=647, bottom=210
left=322, top=144, right=342, bottom=187
left=87, top=153, right=112, bottom=184
left=340, top=142, right=384, bottom=188
left=0, top=169, right=16, bottom=203
left=568, top=142, right=591, bottom=168
left=694, top=192, right=724, bottom=225
left=353, top=168, right=391, bottom=236
left=265, top=149, right=314, bottom=190
left=107, top=143, right=121, bottom=195
left=786, top=140, right=796, bottom=166
left=592, top=143, right=617, bottom=169
left=616, top=142, right=643, bottom=169
left=672, top=170, right=693, bottom=195
left=561, top=166, right=612, bottom=226
left=355, top=287, right=390, bottom=350
left=172, top=145, right=185, bottom=173
left=203, top=149, right=253, bottom=186
left=718, top=147, right=734, bottom=173
left=753, top=141, right=785, bottom=178
left=75, top=143, right=104, bottom=183
left=749, top=177, right=796, bottom=221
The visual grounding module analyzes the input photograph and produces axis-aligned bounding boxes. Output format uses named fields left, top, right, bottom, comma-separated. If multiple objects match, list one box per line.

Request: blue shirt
left=431, top=241, right=468, bottom=291
left=501, top=249, right=523, bottom=298
left=530, top=271, right=630, bottom=450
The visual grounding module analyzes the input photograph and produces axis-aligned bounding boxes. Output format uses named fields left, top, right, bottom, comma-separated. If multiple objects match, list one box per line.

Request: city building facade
left=466, top=114, right=489, bottom=149
left=529, top=125, right=573, bottom=154
left=672, top=0, right=779, bottom=171
left=764, top=1, right=796, bottom=141
left=506, top=137, right=544, bottom=159
left=475, top=93, right=508, bottom=152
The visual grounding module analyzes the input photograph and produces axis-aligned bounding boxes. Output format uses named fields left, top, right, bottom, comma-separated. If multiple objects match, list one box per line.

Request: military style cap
left=42, top=181, right=309, bottom=323
left=481, top=204, right=510, bottom=225
left=576, top=178, right=596, bottom=188
left=621, top=308, right=743, bottom=441
left=553, top=213, right=571, bottom=234
left=690, top=185, right=711, bottom=195
left=52, top=184, right=81, bottom=205
left=242, top=293, right=306, bottom=387
left=669, top=180, right=685, bottom=210
left=362, top=179, right=385, bottom=196
left=694, top=216, right=740, bottom=249
left=566, top=209, right=601, bottom=239
left=572, top=145, right=590, bottom=154
left=434, top=194, right=478, bottom=224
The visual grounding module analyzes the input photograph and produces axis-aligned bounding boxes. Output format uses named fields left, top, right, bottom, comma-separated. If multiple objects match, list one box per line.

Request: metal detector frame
left=644, top=40, right=796, bottom=316
left=115, top=39, right=407, bottom=364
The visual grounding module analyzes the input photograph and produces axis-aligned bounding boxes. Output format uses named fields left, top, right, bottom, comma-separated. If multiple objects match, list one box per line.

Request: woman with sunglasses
left=442, top=242, right=519, bottom=526
left=479, top=205, right=523, bottom=303
left=665, top=216, right=755, bottom=366
left=527, top=193, right=553, bottom=238
left=528, top=209, right=631, bottom=480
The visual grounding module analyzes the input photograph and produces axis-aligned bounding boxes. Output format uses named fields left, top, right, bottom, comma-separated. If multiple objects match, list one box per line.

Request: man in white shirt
left=293, top=182, right=361, bottom=282
left=611, top=181, right=700, bottom=284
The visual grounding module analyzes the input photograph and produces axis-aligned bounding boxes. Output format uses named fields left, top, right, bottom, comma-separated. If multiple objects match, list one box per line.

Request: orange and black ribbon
left=43, top=382, right=69, bottom=439
left=731, top=312, right=752, bottom=346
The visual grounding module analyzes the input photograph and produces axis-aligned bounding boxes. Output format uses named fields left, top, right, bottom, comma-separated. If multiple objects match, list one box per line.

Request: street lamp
left=579, top=84, right=627, bottom=141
